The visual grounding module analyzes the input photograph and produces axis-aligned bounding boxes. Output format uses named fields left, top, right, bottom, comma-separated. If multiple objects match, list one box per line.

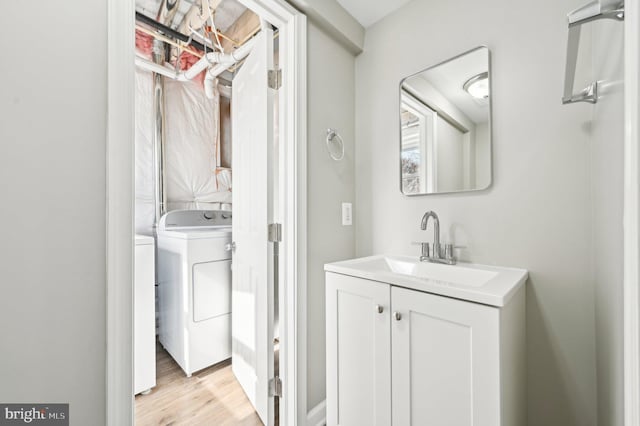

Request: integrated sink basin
left=353, top=256, right=499, bottom=287
left=324, top=255, right=528, bottom=307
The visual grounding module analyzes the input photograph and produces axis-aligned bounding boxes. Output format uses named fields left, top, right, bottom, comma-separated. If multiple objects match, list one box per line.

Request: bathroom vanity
left=325, top=255, right=527, bottom=426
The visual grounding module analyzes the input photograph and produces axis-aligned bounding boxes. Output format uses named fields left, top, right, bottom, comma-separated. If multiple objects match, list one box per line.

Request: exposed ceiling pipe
left=204, top=64, right=228, bottom=98
left=136, top=56, right=179, bottom=79
left=151, top=0, right=180, bottom=228
left=205, top=19, right=269, bottom=98
left=184, top=37, right=256, bottom=80
left=178, top=0, right=222, bottom=34
left=152, top=67, right=167, bottom=226
left=201, top=19, right=268, bottom=98
left=135, top=34, right=256, bottom=85
left=183, top=23, right=216, bottom=50
left=178, top=4, right=205, bottom=34
left=202, top=43, right=252, bottom=98
left=156, top=0, right=181, bottom=26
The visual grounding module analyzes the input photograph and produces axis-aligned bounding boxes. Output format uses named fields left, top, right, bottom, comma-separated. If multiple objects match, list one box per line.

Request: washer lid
left=158, top=209, right=232, bottom=231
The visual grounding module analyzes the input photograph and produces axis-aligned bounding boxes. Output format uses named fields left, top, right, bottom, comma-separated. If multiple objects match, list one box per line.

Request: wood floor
left=135, top=344, right=263, bottom=426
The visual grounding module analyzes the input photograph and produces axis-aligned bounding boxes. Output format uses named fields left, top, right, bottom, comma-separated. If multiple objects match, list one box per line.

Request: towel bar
left=562, top=0, right=624, bottom=105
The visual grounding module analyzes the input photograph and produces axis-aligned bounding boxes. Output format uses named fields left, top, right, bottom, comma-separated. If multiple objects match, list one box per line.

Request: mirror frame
left=398, top=45, right=493, bottom=196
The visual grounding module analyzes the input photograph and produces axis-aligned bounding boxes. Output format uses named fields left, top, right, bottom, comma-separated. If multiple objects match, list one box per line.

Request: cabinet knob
left=375, top=304, right=384, bottom=314
left=394, top=312, right=402, bottom=321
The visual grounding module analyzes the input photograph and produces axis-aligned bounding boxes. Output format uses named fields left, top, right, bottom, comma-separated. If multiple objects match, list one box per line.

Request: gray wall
left=306, top=22, right=357, bottom=411
left=287, top=0, right=364, bottom=53
left=592, top=18, right=624, bottom=426
left=355, top=0, right=598, bottom=425
left=0, top=2, right=107, bottom=425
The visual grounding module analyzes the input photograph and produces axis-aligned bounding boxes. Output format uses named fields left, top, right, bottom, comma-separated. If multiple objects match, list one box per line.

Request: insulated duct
left=136, top=11, right=208, bottom=52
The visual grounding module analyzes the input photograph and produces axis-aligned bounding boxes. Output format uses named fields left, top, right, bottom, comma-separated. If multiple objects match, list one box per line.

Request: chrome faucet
left=419, top=211, right=456, bottom=265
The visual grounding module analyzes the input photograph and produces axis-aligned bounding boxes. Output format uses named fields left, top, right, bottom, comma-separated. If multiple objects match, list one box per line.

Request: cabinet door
left=391, top=287, right=500, bottom=426
left=326, top=273, right=391, bottom=426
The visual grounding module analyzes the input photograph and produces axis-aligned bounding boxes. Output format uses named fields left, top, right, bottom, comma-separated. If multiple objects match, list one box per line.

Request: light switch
left=342, top=202, right=352, bottom=226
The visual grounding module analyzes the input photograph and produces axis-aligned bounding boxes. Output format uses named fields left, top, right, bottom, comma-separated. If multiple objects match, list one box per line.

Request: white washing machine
left=157, top=209, right=232, bottom=376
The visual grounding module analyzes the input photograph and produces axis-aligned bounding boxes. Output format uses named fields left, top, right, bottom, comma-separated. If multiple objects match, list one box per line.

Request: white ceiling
left=336, top=0, right=412, bottom=27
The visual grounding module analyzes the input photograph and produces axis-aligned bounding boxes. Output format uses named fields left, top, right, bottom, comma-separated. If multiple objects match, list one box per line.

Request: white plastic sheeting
left=135, top=68, right=231, bottom=235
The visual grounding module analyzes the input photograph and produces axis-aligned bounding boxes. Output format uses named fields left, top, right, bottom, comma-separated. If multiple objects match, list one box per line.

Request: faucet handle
left=444, top=244, right=454, bottom=260
left=412, top=242, right=430, bottom=259
left=443, top=244, right=467, bottom=260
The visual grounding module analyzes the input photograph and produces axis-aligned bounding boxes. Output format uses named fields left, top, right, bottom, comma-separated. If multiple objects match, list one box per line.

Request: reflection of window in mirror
left=401, top=91, right=436, bottom=194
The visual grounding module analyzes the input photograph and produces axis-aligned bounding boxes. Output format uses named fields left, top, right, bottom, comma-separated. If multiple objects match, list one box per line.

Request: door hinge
left=269, top=376, right=283, bottom=397
left=268, top=69, right=282, bottom=90
left=268, top=223, right=282, bottom=242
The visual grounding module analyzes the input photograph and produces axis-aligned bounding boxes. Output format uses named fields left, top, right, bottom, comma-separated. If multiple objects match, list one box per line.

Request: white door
left=391, top=286, right=500, bottom=426
left=231, top=28, right=275, bottom=426
left=325, top=273, right=391, bottom=426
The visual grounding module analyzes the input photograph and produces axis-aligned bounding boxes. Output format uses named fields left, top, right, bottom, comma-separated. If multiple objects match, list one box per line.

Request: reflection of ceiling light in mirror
left=463, top=72, right=489, bottom=100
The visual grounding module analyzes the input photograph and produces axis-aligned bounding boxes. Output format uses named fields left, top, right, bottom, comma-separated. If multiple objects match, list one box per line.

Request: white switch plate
left=342, top=202, right=352, bottom=226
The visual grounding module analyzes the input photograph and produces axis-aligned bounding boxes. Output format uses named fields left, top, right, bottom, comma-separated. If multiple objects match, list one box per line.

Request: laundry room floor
left=135, top=342, right=263, bottom=426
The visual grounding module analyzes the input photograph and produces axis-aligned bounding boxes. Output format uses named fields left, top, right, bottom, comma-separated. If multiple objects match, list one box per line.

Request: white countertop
left=325, top=255, right=528, bottom=307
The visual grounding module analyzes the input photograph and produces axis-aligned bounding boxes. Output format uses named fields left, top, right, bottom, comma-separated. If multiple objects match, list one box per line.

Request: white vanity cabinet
left=326, top=262, right=525, bottom=426
left=325, top=273, right=392, bottom=426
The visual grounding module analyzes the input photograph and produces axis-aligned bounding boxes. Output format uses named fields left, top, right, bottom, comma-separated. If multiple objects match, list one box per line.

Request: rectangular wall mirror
left=399, top=46, right=492, bottom=195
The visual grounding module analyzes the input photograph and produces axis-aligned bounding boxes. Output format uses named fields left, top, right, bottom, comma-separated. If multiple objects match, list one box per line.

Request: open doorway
left=113, top=0, right=306, bottom=425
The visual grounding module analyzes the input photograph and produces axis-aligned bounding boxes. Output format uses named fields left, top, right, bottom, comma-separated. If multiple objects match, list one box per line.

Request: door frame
left=626, top=1, right=640, bottom=425
left=105, top=1, right=308, bottom=425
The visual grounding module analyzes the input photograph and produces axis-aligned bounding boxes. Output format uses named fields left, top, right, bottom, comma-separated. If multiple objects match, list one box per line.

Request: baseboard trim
left=307, top=400, right=326, bottom=426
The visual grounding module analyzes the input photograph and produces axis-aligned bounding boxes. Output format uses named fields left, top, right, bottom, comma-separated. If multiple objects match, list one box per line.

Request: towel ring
left=326, top=128, right=345, bottom=161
